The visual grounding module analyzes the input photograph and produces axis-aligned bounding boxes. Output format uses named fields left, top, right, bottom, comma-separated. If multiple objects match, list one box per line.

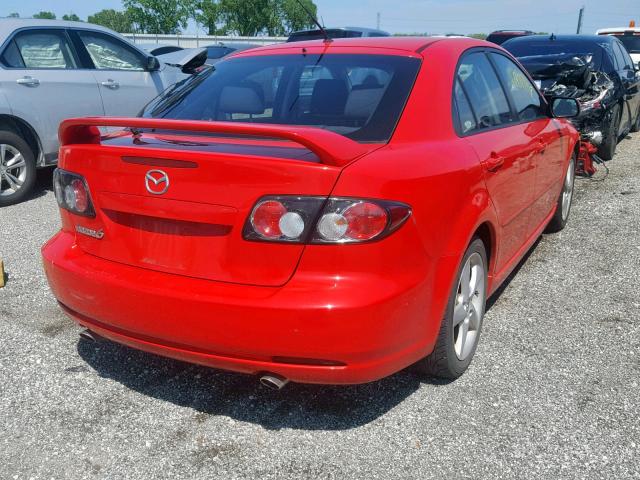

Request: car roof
left=0, top=18, right=119, bottom=39
left=505, top=34, right=617, bottom=46
left=233, top=36, right=480, bottom=56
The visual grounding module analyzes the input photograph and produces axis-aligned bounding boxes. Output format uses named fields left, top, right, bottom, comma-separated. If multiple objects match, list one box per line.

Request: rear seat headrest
left=219, top=85, right=265, bottom=114
left=310, top=79, right=349, bottom=115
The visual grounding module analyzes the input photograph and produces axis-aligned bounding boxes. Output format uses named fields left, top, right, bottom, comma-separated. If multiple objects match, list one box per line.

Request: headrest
left=310, top=79, right=349, bottom=115
left=345, top=87, right=385, bottom=120
left=219, top=85, right=264, bottom=114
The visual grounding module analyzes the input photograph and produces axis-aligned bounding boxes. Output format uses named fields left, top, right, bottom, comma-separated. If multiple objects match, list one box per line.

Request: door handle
left=101, top=79, right=120, bottom=90
left=484, top=152, right=505, bottom=172
left=16, top=76, right=40, bottom=87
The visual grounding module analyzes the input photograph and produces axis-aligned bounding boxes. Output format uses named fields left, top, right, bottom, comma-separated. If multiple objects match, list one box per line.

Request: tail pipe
left=259, top=373, right=289, bottom=391
left=79, top=329, right=100, bottom=342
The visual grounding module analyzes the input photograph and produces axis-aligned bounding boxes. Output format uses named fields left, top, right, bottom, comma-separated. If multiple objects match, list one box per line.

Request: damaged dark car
left=504, top=34, right=640, bottom=160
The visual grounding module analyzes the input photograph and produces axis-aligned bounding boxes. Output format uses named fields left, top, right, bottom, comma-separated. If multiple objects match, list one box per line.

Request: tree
left=275, top=0, right=317, bottom=35
left=123, top=0, right=196, bottom=34
left=214, top=0, right=270, bottom=36
left=468, top=33, right=487, bottom=40
left=62, top=13, right=82, bottom=22
left=196, top=0, right=221, bottom=35
left=212, top=0, right=317, bottom=36
left=8, top=13, right=19, bottom=18
left=33, top=11, right=56, bottom=19
left=87, top=9, right=134, bottom=33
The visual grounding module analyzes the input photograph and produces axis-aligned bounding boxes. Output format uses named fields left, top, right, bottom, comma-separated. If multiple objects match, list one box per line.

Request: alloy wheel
left=453, top=252, right=486, bottom=360
left=0, top=144, right=27, bottom=197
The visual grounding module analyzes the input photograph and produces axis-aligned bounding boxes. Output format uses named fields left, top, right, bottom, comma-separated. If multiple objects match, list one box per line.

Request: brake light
left=53, top=169, right=95, bottom=217
left=243, top=196, right=411, bottom=244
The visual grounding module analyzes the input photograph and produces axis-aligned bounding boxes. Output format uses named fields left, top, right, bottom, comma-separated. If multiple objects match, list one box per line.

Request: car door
left=614, top=40, right=640, bottom=129
left=454, top=50, right=538, bottom=273
left=72, top=29, right=164, bottom=117
left=0, top=28, right=104, bottom=157
left=488, top=51, right=565, bottom=233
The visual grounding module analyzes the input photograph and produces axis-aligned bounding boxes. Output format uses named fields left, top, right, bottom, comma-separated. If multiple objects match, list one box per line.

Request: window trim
left=0, top=27, right=81, bottom=70
left=452, top=47, right=551, bottom=138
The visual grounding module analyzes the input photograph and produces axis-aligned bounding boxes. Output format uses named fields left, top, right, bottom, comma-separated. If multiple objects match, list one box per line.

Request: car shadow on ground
left=76, top=238, right=541, bottom=430
left=77, top=338, right=445, bottom=430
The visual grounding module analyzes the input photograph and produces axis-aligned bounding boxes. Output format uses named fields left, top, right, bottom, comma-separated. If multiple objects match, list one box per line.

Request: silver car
left=0, top=19, right=204, bottom=206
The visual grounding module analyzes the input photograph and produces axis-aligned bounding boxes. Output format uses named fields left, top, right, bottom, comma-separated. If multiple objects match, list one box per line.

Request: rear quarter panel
left=324, top=39, right=502, bottom=353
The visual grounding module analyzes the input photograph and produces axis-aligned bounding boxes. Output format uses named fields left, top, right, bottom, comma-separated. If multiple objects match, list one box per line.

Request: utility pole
left=377, top=12, right=381, bottom=30
left=576, top=6, right=584, bottom=34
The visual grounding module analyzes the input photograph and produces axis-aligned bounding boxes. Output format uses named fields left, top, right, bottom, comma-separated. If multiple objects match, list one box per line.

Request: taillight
left=243, top=196, right=411, bottom=244
left=243, top=196, right=325, bottom=242
left=53, top=169, right=95, bottom=217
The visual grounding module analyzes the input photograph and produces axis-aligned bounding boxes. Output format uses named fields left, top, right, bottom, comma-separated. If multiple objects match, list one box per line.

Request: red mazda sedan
left=42, top=37, right=579, bottom=388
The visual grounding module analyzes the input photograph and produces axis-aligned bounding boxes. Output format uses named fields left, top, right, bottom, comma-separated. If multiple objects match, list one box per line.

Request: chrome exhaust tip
left=79, top=329, right=99, bottom=342
left=259, top=373, right=289, bottom=391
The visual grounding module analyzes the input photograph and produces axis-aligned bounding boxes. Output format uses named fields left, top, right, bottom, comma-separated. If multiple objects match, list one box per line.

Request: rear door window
left=489, top=52, right=543, bottom=122
left=454, top=80, right=477, bottom=134
left=6, top=30, right=77, bottom=69
left=455, top=52, right=513, bottom=132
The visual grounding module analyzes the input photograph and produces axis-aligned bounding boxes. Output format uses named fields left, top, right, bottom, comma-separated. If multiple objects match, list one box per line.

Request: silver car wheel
left=0, top=144, right=27, bottom=197
left=561, top=158, right=575, bottom=221
left=453, top=252, right=485, bottom=360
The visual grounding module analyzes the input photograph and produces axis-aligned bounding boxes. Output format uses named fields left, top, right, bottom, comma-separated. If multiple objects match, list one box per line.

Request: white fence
left=123, top=33, right=287, bottom=48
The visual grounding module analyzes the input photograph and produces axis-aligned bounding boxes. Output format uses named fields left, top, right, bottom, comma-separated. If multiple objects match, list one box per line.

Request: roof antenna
left=295, top=0, right=331, bottom=42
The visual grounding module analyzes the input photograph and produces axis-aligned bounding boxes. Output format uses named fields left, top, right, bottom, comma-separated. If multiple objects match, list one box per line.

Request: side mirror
left=551, top=97, right=580, bottom=118
left=146, top=57, right=160, bottom=72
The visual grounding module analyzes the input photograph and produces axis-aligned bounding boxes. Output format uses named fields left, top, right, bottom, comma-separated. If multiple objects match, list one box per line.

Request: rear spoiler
left=59, top=117, right=370, bottom=166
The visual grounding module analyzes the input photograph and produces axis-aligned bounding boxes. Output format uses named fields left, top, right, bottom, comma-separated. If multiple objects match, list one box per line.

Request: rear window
left=141, top=54, right=421, bottom=143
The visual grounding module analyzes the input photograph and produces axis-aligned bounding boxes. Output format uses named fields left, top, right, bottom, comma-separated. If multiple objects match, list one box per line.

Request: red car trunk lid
left=58, top=118, right=374, bottom=286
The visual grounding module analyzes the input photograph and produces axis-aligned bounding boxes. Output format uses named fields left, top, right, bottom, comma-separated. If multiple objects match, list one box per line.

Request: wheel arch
left=0, top=114, right=43, bottom=166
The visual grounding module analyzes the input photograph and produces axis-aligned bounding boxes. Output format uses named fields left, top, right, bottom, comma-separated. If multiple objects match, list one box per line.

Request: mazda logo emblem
left=145, top=169, right=169, bottom=195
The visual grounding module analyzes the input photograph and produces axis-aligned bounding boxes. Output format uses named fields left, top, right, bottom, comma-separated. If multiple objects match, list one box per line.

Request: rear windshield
left=615, top=34, right=640, bottom=53
left=141, top=54, right=421, bottom=143
left=504, top=41, right=604, bottom=70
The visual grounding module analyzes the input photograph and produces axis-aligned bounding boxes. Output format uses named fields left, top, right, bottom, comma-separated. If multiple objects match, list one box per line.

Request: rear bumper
left=42, top=231, right=436, bottom=384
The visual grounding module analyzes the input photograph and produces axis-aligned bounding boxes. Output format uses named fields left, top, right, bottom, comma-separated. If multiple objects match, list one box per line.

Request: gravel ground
left=1, top=135, right=639, bottom=480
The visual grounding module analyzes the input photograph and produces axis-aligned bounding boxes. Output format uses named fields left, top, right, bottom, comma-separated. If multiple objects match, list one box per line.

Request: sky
left=1, top=0, right=637, bottom=35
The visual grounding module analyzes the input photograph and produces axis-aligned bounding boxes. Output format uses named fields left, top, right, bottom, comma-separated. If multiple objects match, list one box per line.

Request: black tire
left=0, top=130, right=36, bottom=207
left=597, top=103, right=621, bottom=161
left=415, top=237, right=488, bottom=379
left=631, top=103, right=640, bottom=133
left=546, top=154, right=576, bottom=233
